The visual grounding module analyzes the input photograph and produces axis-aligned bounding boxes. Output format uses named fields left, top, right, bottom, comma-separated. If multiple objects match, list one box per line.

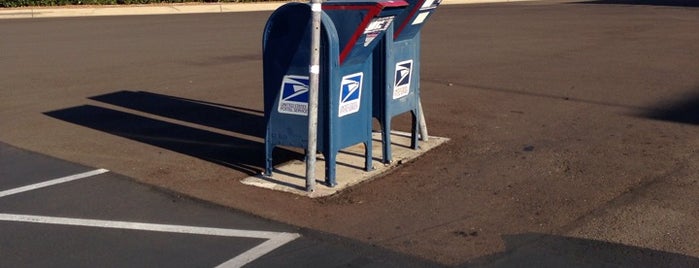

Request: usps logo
left=393, top=60, right=413, bottom=99
left=277, top=75, right=310, bottom=116
left=338, top=72, right=363, bottom=117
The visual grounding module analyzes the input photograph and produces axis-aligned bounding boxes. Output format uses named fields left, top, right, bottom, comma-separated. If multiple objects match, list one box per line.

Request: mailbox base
left=373, top=29, right=423, bottom=164
left=376, top=110, right=420, bottom=164
left=245, top=131, right=449, bottom=197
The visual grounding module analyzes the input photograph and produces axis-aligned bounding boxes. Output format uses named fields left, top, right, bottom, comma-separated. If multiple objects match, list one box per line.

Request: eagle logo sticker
left=393, top=60, right=413, bottom=99
left=339, top=72, right=363, bottom=117
left=278, top=75, right=310, bottom=116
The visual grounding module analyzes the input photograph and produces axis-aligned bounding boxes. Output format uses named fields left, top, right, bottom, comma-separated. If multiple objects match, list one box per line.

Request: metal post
left=418, top=100, right=429, bottom=141
left=306, top=0, right=322, bottom=192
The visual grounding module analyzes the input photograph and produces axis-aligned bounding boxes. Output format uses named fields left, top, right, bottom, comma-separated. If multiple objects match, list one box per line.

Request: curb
left=0, top=0, right=538, bottom=19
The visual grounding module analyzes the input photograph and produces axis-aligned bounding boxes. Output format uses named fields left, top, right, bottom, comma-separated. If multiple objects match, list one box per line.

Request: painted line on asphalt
left=0, top=168, right=109, bottom=198
left=0, top=213, right=300, bottom=267
left=216, top=233, right=300, bottom=268
left=0, top=168, right=299, bottom=266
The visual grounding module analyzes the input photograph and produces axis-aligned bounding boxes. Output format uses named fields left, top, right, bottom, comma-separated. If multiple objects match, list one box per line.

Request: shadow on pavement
left=575, top=0, right=699, bottom=7
left=464, top=233, right=699, bottom=268
left=44, top=104, right=301, bottom=176
left=90, top=90, right=265, bottom=138
left=641, top=90, right=699, bottom=125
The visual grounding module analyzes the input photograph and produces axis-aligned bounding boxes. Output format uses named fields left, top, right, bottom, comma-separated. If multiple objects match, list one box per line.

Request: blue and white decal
left=393, top=60, right=413, bottom=99
left=278, top=75, right=310, bottom=116
left=411, top=12, right=430, bottom=25
left=338, top=72, right=363, bottom=117
left=363, top=16, right=394, bottom=47
left=421, top=0, right=437, bottom=9
left=413, top=0, right=439, bottom=25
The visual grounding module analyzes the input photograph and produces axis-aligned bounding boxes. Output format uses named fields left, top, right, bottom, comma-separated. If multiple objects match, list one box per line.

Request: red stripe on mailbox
left=324, top=4, right=383, bottom=64
left=393, top=0, right=425, bottom=40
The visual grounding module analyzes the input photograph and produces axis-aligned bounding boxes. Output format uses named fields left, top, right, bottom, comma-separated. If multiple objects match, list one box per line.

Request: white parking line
left=0, top=168, right=300, bottom=267
left=0, top=213, right=300, bottom=267
left=0, top=168, right=109, bottom=198
left=217, top=233, right=300, bottom=268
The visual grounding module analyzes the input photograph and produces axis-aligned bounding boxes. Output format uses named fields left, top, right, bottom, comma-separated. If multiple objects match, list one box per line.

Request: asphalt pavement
left=0, top=142, right=438, bottom=267
left=0, top=0, right=537, bottom=19
left=1, top=0, right=698, bottom=266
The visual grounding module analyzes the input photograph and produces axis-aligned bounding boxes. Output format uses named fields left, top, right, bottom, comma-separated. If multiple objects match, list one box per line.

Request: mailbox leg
left=264, top=143, right=274, bottom=177
left=382, top=117, right=392, bottom=164
left=411, top=109, right=419, bottom=149
left=364, top=140, right=372, bottom=171
left=325, top=152, right=337, bottom=187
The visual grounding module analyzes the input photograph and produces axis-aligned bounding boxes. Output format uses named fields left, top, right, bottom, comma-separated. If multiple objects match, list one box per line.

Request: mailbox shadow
left=89, top=90, right=264, bottom=138
left=463, top=233, right=699, bottom=267
left=259, top=169, right=325, bottom=191
left=641, top=90, right=699, bottom=126
left=45, top=103, right=301, bottom=176
left=575, top=0, right=699, bottom=7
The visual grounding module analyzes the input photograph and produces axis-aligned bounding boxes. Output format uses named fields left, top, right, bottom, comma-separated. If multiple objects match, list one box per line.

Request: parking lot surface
left=1, top=1, right=698, bottom=266
left=0, top=142, right=436, bottom=267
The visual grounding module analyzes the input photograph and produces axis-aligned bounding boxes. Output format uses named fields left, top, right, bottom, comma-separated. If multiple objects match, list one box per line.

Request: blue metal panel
left=393, top=0, right=441, bottom=41
left=324, top=0, right=408, bottom=65
left=263, top=3, right=322, bottom=151
left=372, top=0, right=441, bottom=163
left=263, top=1, right=407, bottom=186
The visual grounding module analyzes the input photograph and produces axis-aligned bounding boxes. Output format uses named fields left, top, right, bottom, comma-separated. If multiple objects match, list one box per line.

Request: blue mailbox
left=372, top=0, right=441, bottom=163
left=263, top=0, right=407, bottom=186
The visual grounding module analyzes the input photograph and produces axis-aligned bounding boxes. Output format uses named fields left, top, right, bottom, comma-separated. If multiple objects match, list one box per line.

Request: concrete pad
left=29, top=4, right=250, bottom=18
left=241, top=131, right=449, bottom=198
left=0, top=10, right=33, bottom=19
left=0, top=2, right=285, bottom=20
left=219, top=2, right=287, bottom=13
